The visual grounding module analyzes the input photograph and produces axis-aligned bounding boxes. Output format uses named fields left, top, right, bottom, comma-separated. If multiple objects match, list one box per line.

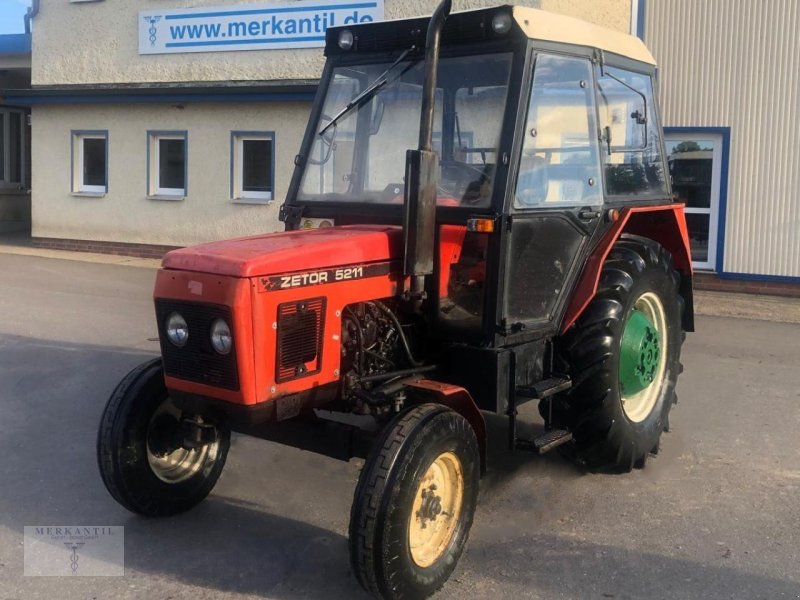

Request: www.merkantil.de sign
left=139, top=0, right=385, bottom=55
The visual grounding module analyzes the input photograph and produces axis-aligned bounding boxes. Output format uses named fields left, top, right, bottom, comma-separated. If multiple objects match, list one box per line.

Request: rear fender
left=404, top=379, right=487, bottom=475
left=561, top=204, right=694, bottom=334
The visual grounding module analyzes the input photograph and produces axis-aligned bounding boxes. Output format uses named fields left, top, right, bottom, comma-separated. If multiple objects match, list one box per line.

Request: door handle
left=578, top=208, right=601, bottom=221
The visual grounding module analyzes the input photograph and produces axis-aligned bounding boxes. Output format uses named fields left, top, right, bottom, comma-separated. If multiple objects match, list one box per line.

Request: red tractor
left=98, top=3, right=692, bottom=598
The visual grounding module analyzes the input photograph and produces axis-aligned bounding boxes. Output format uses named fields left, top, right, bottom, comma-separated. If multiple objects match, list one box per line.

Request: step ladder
left=510, top=376, right=573, bottom=454
left=516, top=376, right=573, bottom=400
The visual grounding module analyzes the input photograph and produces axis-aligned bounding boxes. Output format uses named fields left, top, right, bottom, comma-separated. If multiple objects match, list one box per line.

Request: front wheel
left=349, top=404, right=480, bottom=599
left=97, top=357, right=230, bottom=517
left=548, top=235, right=685, bottom=472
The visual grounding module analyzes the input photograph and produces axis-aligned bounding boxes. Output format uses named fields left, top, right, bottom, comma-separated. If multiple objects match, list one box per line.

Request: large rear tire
left=349, top=404, right=480, bottom=599
left=97, top=358, right=230, bottom=516
left=548, top=235, right=684, bottom=472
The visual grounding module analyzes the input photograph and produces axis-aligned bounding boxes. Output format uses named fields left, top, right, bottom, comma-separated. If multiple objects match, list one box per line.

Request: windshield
left=299, top=52, right=513, bottom=208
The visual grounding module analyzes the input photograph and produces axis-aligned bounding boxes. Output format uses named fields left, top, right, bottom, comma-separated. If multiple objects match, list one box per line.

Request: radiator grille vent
left=276, top=297, right=326, bottom=383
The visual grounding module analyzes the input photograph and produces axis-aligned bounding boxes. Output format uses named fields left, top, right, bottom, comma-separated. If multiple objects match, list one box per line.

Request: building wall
left=31, top=101, right=310, bottom=246
left=32, top=0, right=631, bottom=86
left=30, top=0, right=633, bottom=248
left=645, top=0, right=800, bottom=279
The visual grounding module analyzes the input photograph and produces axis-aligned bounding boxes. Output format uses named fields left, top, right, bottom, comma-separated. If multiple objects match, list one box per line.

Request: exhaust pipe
left=403, top=0, right=452, bottom=302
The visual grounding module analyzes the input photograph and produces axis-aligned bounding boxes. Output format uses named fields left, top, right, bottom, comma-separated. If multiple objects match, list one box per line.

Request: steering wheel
left=441, top=161, right=490, bottom=205
left=515, top=156, right=549, bottom=206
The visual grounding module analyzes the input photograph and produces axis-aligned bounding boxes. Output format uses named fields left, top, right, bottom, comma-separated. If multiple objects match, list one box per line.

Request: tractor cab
left=282, top=4, right=675, bottom=347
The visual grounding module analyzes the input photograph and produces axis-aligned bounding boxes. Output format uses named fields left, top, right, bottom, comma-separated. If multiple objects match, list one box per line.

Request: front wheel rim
left=146, top=398, right=218, bottom=484
left=408, top=451, right=465, bottom=568
left=619, top=292, right=668, bottom=423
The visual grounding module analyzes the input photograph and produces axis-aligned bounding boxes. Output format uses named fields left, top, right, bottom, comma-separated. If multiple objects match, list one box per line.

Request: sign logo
left=24, top=526, right=124, bottom=577
left=143, top=16, right=162, bottom=48
left=139, top=0, right=384, bottom=55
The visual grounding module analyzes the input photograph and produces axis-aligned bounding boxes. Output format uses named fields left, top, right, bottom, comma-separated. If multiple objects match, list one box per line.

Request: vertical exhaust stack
left=403, top=0, right=452, bottom=303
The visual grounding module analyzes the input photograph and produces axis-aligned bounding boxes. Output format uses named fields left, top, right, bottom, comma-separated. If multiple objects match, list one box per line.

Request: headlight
left=165, top=312, right=188, bottom=347
left=338, top=29, right=354, bottom=50
left=210, top=319, right=233, bottom=355
left=491, top=12, right=512, bottom=34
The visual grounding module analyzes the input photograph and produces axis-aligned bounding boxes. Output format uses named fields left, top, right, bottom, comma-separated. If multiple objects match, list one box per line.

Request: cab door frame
left=495, top=44, right=607, bottom=343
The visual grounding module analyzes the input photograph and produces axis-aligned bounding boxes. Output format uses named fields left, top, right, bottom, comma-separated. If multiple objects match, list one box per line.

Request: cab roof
left=511, top=6, right=655, bottom=65
left=325, top=4, right=655, bottom=67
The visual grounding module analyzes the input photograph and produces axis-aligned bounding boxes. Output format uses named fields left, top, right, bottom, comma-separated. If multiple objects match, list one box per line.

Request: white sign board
left=139, top=1, right=384, bottom=55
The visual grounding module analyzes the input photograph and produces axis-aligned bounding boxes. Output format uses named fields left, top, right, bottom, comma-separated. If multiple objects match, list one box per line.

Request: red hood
left=162, top=225, right=403, bottom=278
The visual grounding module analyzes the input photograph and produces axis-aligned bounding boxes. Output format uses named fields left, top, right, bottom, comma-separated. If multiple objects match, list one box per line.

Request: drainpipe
left=402, top=0, right=452, bottom=303
left=24, top=0, right=40, bottom=35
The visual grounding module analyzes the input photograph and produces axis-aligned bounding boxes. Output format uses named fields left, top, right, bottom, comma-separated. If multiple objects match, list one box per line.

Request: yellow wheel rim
left=146, top=398, right=217, bottom=484
left=408, top=451, right=465, bottom=568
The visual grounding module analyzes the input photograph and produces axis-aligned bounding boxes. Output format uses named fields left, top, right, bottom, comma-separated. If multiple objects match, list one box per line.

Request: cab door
left=502, top=52, right=604, bottom=333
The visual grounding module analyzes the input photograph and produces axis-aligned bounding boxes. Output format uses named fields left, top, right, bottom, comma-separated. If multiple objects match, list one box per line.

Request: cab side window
left=514, top=54, right=602, bottom=208
left=596, top=66, right=667, bottom=197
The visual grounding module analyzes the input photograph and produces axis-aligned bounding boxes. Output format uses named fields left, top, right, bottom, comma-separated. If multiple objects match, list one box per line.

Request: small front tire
left=97, top=357, right=230, bottom=517
left=349, top=404, right=480, bottom=600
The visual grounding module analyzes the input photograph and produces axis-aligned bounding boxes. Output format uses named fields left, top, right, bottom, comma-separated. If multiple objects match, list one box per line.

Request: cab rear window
left=596, top=66, right=668, bottom=197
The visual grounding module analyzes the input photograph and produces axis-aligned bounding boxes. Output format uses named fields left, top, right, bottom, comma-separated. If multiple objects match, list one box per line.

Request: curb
left=0, top=243, right=162, bottom=269
left=694, top=290, right=800, bottom=324
left=1, top=242, right=797, bottom=324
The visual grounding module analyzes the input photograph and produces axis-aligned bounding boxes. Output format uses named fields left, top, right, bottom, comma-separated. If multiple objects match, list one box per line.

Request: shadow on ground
left=1, top=334, right=799, bottom=599
left=450, top=532, right=800, bottom=600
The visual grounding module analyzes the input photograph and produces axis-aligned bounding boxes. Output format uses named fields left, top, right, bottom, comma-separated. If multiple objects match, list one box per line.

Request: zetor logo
left=261, top=266, right=368, bottom=292
left=279, top=270, right=332, bottom=289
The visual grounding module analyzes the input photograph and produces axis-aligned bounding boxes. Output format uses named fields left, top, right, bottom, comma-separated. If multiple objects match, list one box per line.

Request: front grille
left=276, top=297, right=326, bottom=383
left=155, top=300, right=239, bottom=391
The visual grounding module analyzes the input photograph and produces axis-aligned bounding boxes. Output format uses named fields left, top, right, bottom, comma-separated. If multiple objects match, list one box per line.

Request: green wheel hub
left=619, top=309, right=661, bottom=396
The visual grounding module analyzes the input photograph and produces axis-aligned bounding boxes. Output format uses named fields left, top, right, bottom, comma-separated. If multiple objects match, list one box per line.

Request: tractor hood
left=161, top=225, right=403, bottom=278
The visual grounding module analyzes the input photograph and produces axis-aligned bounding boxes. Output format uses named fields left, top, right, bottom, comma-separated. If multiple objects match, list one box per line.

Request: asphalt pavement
left=1, top=252, right=799, bottom=599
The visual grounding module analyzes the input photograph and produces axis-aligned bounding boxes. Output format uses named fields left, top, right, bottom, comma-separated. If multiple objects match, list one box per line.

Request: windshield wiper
left=319, top=46, right=417, bottom=136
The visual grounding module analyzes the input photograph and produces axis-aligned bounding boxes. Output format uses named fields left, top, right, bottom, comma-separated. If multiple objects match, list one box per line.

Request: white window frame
left=148, top=131, right=187, bottom=199
left=0, top=108, right=26, bottom=190
left=71, top=131, right=108, bottom=194
left=664, top=131, right=723, bottom=271
left=231, top=131, right=274, bottom=203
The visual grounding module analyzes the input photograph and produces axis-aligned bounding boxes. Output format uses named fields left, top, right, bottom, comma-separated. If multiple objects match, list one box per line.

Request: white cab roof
left=512, top=6, right=656, bottom=65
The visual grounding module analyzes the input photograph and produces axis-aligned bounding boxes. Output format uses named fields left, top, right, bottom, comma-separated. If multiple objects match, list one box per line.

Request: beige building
left=8, top=0, right=797, bottom=293
left=9, top=0, right=632, bottom=254
left=641, top=0, right=799, bottom=293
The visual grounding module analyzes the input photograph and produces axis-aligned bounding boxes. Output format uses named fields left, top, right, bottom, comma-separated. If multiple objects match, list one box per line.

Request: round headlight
left=338, top=29, right=354, bottom=50
left=210, top=319, right=233, bottom=355
left=165, top=312, right=188, bottom=347
left=491, top=12, right=513, bottom=34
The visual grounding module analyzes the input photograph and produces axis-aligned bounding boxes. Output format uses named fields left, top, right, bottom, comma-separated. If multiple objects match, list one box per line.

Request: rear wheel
left=349, top=404, right=480, bottom=599
left=97, top=358, right=230, bottom=516
left=548, top=235, right=684, bottom=472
